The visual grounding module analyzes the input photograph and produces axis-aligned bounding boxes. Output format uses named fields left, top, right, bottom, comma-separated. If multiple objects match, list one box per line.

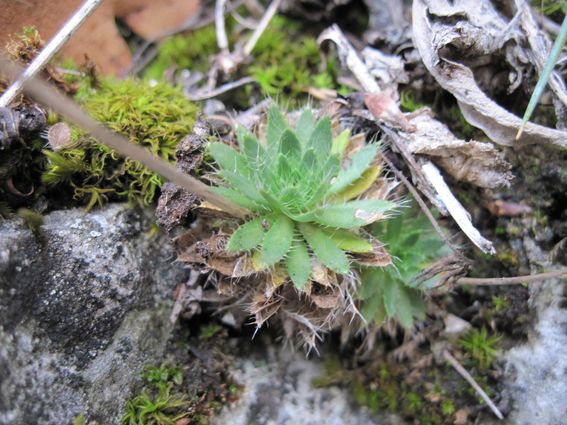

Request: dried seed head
left=47, top=122, right=72, bottom=151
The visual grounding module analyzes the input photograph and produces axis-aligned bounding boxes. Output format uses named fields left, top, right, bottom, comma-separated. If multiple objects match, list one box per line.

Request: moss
left=42, top=78, right=199, bottom=208
left=143, top=25, right=219, bottom=79
left=399, top=90, right=426, bottom=112
left=199, top=323, right=223, bottom=341
left=4, top=26, right=43, bottom=64
left=491, top=295, right=509, bottom=313
left=534, top=0, right=567, bottom=16
left=458, top=327, right=502, bottom=370
left=143, top=16, right=341, bottom=106
left=312, top=354, right=482, bottom=424
left=248, top=16, right=339, bottom=102
left=17, top=208, right=43, bottom=235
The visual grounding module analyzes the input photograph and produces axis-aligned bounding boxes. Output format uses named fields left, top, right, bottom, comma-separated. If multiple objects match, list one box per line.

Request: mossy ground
left=121, top=320, right=241, bottom=425
left=144, top=15, right=346, bottom=107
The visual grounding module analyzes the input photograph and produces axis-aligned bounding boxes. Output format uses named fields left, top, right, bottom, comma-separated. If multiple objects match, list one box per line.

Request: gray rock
left=0, top=204, right=186, bottom=425
left=213, top=346, right=401, bottom=425
left=502, top=238, right=567, bottom=425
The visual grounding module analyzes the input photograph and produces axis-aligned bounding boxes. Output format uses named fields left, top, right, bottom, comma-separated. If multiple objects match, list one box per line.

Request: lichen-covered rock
left=502, top=238, right=567, bottom=425
left=0, top=204, right=186, bottom=425
left=213, top=347, right=401, bottom=425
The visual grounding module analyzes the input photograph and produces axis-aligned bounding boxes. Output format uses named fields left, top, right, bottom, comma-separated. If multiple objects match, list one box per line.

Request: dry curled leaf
left=412, top=0, right=567, bottom=148
left=0, top=0, right=201, bottom=75
left=406, top=110, right=512, bottom=188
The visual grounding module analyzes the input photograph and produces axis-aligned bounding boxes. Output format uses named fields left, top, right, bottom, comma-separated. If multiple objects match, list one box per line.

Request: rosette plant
left=206, top=106, right=398, bottom=289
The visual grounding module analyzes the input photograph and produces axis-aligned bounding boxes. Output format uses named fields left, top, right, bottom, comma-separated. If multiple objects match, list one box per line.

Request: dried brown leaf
left=412, top=0, right=567, bottom=148
left=406, top=111, right=512, bottom=188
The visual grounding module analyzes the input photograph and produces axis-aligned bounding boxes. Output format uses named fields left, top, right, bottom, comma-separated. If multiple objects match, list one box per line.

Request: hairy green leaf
left=314, top=199, right=396, bottom=228
left=325, top=229, right=373, bottom=253
left=211, top=187, right=262, bottom=211
left=241, top=133, right=266, bottom=169
left=208, top=142, right=250, bottom=175
left=267, top=106, right=288, bottom=149
left=279, top=128, right=302, bottom=159
left=226, top=217, right=265, bottom=252
left=286, top=237, right=311, bottom=289
left=307, top=117, right=332, bottom=158
left=329, top=144, right=378, bottom=194
left=330, top=129, right=351, bottom=159
left=298, top=223, right=350, bottom=273
left=295, top=108, right=316, bottom=146
left=261, top=214, right=294, bottom=266
left=220, top=170, right=266, bottom=206
left=329, top=165, right=381, bottom=203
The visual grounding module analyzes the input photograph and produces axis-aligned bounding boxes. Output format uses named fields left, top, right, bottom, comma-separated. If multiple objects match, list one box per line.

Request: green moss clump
left=249, top=16, right=339, bottom=101
left=143, top=25, right=218, bottom=79
left=42, top=78, right=199, bottom=208
left=143, top=16, right=342, bottom=105
left=458, top=327, right=502, bottom=370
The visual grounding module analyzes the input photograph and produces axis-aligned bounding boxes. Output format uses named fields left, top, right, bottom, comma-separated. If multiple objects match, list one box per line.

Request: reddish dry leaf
left=0, top=0, right=201, bottom=75
left=364, top=90, right=413, bottom=131
left=483, top=199, right=532, bottom=217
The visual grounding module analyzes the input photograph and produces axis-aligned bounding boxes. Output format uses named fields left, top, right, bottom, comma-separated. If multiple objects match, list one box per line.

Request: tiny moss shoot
left=458, top=327, right=502, bottom=370
left=42, top=78, right=199, bottom=208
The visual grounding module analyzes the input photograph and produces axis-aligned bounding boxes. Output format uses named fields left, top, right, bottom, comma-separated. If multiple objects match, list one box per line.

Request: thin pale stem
left=380, top=153, right=460, bottom=254
left=215, top=0, right=230, bottom=53
left=243, top=0, right=282, bottom=56
left=457, top=268, right=567, bottom=286
left=443, top=350, right=504, bottom=420
left=0, top=0, right=104, bottom=107
left=187, top=76, right=255, bottom=101
left=0, top=55, right=249, bottom=219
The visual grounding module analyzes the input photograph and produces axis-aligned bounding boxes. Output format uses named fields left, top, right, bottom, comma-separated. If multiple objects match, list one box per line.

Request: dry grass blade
left=443, top=350, right=504, bottom=420
left=0, top=54, right=249, bottom=218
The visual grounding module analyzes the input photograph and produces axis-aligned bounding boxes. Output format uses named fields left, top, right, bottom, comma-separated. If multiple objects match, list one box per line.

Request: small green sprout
left=199, top=323, right=223, bottom=341
left=441, top=399, right=456, bottom=416
left=208, top=106, right=397, bottom=289
left=399, top=91, right=425, bottom=112
left=359, top=207, right=449, bottom=328
left=122, top=364, right=187, bottom=425
left=17, top=208, right=44, bottom=235
left=458, top=327, right=502, bottom=370
left=491, top=295, right=509, bottom=313
left=121, top=385, right=187, bottom=425
left=142, top=364, right=183, bottom=388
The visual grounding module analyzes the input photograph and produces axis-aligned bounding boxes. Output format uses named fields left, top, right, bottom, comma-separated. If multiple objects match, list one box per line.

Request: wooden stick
left=0, top=55, right=249, bottom=219
left=457, top=268, right=567, bottom=286
left=443, top=350, right=504, bottom=420
left=0, top=0, right=104, bottom=107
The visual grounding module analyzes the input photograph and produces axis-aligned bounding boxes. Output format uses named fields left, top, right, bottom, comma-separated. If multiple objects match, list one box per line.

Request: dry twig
left=457, top=268, right=567, bottom=286
left=443, top=350, right=504, bottom=420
